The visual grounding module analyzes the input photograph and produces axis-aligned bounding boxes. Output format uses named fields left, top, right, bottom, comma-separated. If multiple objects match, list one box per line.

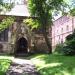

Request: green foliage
left=66, top=30, right=75, bottom=50
left=66, top=30, right=75, bottom=41
left=28, top=0, right=68, bottom=52
left=54, top=44, right=64, bottom=54
left=28, top=0, right=68, bottom=30
left=54, top=30, right=75, bottom=56
left=66, top=34, right=74, bottom=41
left=0, top=1, right=14, bottom=12
left=28, top=0, right=67, bottom=25
left=0, top=59, right=11, bottom=75
left=70, top=8, right=75, bottom=16
left=28, top=0, right=54, bottom=26
left=23, top=19, right=39, bottom=30
left=0, top=0, right=3, bottom=5
left=62, top=30, right=75, bottom=55
left=3, top=3, right=14, bottom=11
left=68, top=0, right=75, bottom=16
left=62, top=46, right=75, bottom=55
left=0, top=0, right=4, bottom=12
left=0, top=17, right=15, bottom=32
left=64, top=35, right=75, bottom=55
left=66, top=38, right=75, bottom=49
left=54, top=42, right=75, bottom=56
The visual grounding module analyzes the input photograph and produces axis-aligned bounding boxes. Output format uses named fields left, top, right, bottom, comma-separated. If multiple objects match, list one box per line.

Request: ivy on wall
left=0, top=17, right=15, bottom=32
left=23, top=19, right=39, bottom=30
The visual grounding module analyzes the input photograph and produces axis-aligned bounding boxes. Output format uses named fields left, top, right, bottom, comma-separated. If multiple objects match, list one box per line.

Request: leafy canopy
left=28, top=0, right=68, bottom=28
left=0, top=0, right=14, bottom=12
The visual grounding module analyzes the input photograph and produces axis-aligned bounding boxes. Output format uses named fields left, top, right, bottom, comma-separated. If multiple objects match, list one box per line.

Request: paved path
left=6, top=58, right=40, bottom=75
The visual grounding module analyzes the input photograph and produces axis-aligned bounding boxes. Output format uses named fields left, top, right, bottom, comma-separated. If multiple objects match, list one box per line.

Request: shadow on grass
left=30, top=54, right=75, bottom=75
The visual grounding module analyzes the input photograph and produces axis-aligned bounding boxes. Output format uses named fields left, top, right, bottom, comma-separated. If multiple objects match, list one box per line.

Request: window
left=61, top=28, right=63, bottom=33
left=66, top=25, right=69, bottom=31
left=61, top=39, right=63, bottom=44
left=0, top=29, right=8, bottom=42
left=57, top=30, right=58, bottom=33
left=58, top=36, right=60, bottom=43
left=59, top=36, right=60, bottom=39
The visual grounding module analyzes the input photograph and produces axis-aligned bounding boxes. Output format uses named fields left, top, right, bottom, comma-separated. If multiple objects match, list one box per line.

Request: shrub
left=62, top=46, right=75, bottom=56
left=64, top=30, right=75, bottom=55
left=54, top=44, right=75, bottom=55
left=66, top=38, right=75, bottom=49
left=54, top=44, right=64, bottom=54
left=66, top=29, right=75, bottom=41
left=54, top=30, right=75, bottom=55
left=66, top=34, right=73, bottom=41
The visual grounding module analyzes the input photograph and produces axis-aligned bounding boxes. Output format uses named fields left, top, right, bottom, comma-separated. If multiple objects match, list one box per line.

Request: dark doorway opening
left=16, top=37, right=28, bottom=54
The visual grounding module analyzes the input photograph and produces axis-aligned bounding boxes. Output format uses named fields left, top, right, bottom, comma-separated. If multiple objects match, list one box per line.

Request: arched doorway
left=16, top=37, right=28, bottom=54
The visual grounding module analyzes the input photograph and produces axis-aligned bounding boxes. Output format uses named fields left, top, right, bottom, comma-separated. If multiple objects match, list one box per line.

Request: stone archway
left=16, top=37, right=28, bottom=54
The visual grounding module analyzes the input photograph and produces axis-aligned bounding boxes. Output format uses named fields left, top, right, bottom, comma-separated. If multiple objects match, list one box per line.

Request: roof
left=0, top=4, right=30, bottom=17
left=6, top=4, right=30, bottom=16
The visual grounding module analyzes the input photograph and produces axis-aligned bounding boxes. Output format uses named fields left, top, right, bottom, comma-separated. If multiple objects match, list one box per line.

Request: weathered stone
left=6, top=59, right=40, bottom=75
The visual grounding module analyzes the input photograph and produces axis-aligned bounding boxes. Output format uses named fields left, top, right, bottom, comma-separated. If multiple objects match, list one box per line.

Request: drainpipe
left=72, top=17, right=74, bottom=32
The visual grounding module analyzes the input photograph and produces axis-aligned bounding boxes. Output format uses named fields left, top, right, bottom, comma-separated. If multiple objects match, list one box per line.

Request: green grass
left=29, top=54, right=75, bottom=75
left=0, top=56, right=13, bottom=75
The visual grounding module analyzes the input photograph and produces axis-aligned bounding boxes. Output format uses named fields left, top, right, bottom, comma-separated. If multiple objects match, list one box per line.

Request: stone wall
left=0, top=42, right=9, bottom=53
left=0, top=22, right=49, bottom=54
left=30, top=34, right=49, bottom=53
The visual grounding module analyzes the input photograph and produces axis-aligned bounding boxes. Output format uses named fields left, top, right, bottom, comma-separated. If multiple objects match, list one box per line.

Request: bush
left=64, top=30, right=75, bottom=55
left=64, top=38, right=75, bottom=56
left=54, top=44, right=64, bottom=54
left=54, top=30, right=75, bottom=56
left=54, top=43, right=75, bottom=56
left=62, top=46, right=75, bottom=56
left=66, top=38, right=75, bottom=49
left=66, top=34, right=73, bottom=41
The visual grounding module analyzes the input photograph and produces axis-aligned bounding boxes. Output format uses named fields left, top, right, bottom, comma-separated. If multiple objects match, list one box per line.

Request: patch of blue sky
left=53, top=0, right=73, bottom=20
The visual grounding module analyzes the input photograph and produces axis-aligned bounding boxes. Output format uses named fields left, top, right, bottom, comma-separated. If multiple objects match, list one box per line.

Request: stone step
left=6, top=59, right=40, bottom=75
left=15, top=53, right=29, bottom=57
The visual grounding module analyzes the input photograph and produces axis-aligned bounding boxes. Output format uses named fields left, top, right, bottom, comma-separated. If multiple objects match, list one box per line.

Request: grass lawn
left=29, top=54, right=75, bottom=75
left=0, top=56, right=14, bottom=75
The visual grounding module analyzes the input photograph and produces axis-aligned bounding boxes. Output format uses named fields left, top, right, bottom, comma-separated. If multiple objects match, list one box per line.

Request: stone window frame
left=0, top=28, right=8, bottom=42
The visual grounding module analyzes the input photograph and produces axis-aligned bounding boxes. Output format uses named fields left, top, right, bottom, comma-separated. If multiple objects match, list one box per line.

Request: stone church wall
left=0, top=42, right=9, bottom=53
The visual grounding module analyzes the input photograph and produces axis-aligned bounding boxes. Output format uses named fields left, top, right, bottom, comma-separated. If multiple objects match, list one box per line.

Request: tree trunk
left=42, top=26, right=52, bottom=54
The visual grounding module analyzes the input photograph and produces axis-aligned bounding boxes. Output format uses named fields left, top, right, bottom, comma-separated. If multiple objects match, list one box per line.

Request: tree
left=0, top=0, right=14, bottom=12
left=28, top=0, right=67, bottom=53
left=0, top=0, right=3, bottom=5
left=0, top=0, right=15, bottom=32
left=0, top=0, right=4, bottom=12
left=66, top=30, right=75, bottom=50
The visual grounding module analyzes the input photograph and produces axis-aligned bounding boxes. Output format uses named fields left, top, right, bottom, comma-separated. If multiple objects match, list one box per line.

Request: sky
left=64, top=0, right=72, bottom=5
left=53, top=0, right=73, bottom=20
